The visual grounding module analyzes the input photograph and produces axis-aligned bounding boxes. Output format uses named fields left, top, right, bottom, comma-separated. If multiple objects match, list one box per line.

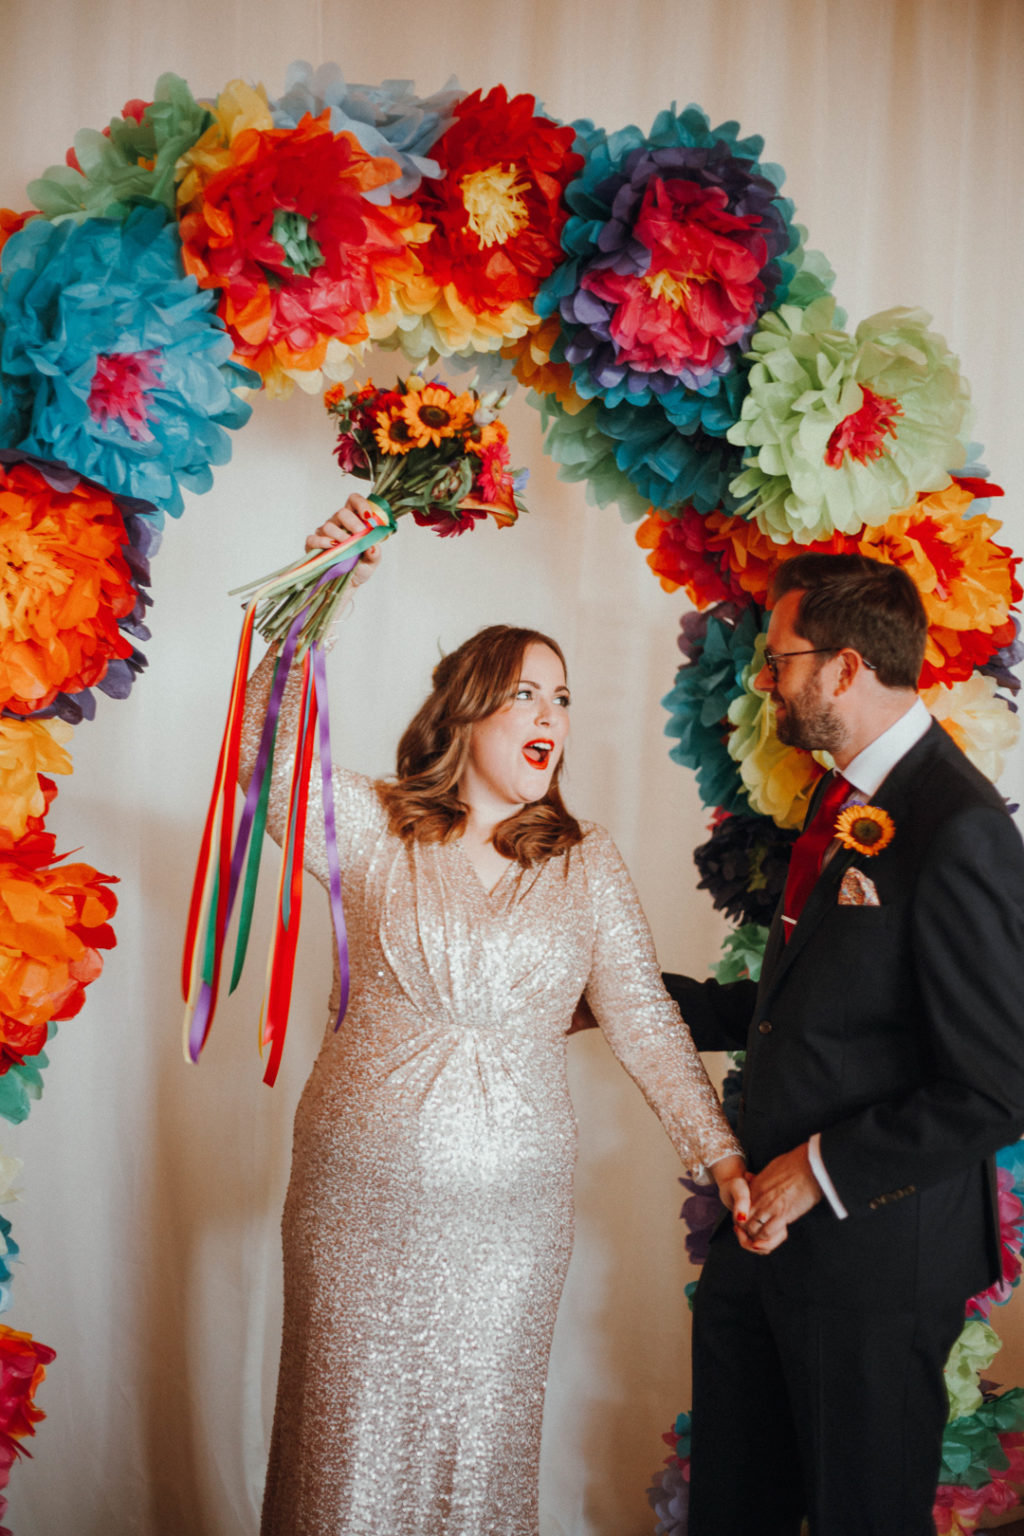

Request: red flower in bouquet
left=334, top=432, right=370, bottom=473
left=411, top=503, right=489, bottom=538
left=473, top=440, right=513, bottom=502
left=465, top=439, right=520, bottom=523
left=179, top=111, right=420, bottom=391
left=349, top=382, right=399, bottom=431
left=399, top=85, right=581, bottom=351
left=0, top=462, right=138, bottom=715
left=0, top=825, right=117, bottom=1071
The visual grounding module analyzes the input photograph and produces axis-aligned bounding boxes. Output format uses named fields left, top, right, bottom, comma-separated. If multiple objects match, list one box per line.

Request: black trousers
left=688, top=1227, right=966, bottom=1536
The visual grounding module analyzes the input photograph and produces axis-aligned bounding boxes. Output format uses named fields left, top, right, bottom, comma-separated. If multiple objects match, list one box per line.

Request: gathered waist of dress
left=308, top=1002, right=572, bottom=1106
left=296, top=1036, right=578, bottom=1196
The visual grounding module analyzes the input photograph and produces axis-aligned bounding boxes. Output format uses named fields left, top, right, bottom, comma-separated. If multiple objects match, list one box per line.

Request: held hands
left=305, top=493, right=384, bottom=589
left=735, top=1141, right=823, bottom=1254
left=711, top=1155, right=751, bottom=1225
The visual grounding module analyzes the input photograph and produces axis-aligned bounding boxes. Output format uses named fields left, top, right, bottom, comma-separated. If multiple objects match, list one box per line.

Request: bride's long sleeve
left=580, top=824, right=742, bottom=1177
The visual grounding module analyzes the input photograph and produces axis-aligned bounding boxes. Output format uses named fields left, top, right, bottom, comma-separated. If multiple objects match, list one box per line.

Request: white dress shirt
left=805, top=698, right=932, bottom=1218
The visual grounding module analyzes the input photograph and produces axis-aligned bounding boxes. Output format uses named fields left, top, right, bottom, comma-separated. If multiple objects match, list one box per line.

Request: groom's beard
left=773, top=677, right=847, bottom=757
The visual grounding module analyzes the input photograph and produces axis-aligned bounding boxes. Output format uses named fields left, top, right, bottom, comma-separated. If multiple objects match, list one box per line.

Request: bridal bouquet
left=183, top=376, right=528, bottom=1084
left=233, top=375, right=528, bottom=655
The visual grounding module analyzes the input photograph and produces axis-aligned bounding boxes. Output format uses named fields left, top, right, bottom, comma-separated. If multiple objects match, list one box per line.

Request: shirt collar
left=841, top=697, right=931, bottom=800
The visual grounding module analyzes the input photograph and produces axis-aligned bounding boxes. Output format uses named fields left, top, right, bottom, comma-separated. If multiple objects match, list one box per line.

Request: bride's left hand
left=710, top=1154, right=751, bottom=1227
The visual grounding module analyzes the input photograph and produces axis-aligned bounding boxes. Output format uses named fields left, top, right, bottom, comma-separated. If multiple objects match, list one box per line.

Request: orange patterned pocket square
left=838, top=867, right=881, bottom=906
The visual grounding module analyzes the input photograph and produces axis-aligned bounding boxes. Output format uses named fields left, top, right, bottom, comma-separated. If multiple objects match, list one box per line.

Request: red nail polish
left=735, top=1212, right=747, bottom=1223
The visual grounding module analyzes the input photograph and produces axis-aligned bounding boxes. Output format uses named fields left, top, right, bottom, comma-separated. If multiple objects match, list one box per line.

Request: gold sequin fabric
left=245, top=657, right=739, bottom=1536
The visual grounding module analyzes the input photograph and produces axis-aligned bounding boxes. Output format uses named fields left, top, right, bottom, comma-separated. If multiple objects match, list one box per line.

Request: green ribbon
left=229, top=712, right=278, bottom=994
left=201, top=865, right=220, bottom=988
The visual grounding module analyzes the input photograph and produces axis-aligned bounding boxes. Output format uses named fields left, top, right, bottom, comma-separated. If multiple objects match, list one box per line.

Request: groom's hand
left=740, top=1142, right=822, bottom=1254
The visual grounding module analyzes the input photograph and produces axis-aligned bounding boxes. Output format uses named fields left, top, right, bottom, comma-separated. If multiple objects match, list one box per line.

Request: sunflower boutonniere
left=834, top=804, right=895, bottom=857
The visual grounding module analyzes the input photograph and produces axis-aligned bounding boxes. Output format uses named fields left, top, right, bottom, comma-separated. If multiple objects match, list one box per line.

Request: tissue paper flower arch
left=0, top=63, right=1020, bottom=1534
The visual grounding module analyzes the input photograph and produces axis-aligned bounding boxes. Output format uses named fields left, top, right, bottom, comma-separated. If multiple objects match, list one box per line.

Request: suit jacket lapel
left=757, top=910, right=786, bottom=1002
left=759, top=721, right=945, bottom=1004
left=760, top=840, right=860, bottom=1000
left=757, top=773, right=837, bottom=1003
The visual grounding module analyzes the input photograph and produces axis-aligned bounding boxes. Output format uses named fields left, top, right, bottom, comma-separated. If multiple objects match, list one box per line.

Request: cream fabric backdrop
left=2, top=1, right=1023, bottom=1532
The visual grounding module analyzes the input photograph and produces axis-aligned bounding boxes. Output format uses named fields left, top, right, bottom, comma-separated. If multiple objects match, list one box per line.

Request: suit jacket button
left=758, top=1020, right=773, bottom=1034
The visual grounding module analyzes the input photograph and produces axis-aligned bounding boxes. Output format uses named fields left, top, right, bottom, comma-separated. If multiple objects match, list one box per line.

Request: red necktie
left=782, top=771, right=851, bottom=937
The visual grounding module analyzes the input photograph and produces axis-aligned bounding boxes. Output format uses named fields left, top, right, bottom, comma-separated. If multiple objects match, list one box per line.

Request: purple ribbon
left=188, top=982, right=215, bottom=1063
left=312, top=643, right=351, bottom=1029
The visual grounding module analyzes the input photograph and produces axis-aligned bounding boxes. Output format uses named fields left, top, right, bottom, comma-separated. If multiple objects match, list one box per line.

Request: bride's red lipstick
left=523, top=738, right=555, bottom=769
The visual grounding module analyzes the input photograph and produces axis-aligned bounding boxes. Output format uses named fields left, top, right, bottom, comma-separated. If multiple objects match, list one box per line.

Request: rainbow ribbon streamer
left=181, top=501, right=395, bottom=1084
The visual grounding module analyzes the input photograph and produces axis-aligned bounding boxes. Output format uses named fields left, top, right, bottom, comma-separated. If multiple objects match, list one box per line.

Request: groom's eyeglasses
left=762, top=646, right=877, bottom=680
left=762, top=646, right=836, bottom=680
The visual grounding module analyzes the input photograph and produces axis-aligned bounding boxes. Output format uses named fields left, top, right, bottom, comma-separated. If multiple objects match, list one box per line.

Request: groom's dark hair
left=772, top=552, right=928, bottom=690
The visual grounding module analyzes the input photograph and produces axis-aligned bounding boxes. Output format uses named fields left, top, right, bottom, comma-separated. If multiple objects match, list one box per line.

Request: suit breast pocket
left=830, top=905, right=894, bottom=926
left=823, top=903, right=898, bottom=970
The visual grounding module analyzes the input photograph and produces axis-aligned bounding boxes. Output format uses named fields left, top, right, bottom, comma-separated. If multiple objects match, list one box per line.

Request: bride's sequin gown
left=246, top=658, right=739, bottom=1536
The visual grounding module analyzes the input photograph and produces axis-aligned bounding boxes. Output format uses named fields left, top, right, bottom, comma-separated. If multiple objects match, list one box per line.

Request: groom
left=665, top=552, right=1024, bottom=1536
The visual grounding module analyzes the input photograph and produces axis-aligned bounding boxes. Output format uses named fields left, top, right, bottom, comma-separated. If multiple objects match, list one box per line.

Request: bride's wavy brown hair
left=376, top=625, right=584, bottom=864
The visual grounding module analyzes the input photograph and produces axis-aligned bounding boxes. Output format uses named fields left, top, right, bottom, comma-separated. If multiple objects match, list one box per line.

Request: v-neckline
left=450, top=837, right=515, bottom=900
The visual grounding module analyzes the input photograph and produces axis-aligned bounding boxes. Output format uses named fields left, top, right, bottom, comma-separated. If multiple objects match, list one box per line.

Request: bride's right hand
left=305, top=492, right=385, bottom=588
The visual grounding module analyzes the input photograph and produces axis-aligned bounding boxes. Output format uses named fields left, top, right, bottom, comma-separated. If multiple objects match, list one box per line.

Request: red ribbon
left=260, top=654, right=318, bottom=1086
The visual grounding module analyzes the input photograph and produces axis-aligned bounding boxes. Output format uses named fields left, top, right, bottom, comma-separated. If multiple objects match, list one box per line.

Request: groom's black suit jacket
left=667, top=719, right=1024, bottom=1313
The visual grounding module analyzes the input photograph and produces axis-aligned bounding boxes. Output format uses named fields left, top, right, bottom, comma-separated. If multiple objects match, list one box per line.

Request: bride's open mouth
left=522, top=739, right=555, bottom=769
